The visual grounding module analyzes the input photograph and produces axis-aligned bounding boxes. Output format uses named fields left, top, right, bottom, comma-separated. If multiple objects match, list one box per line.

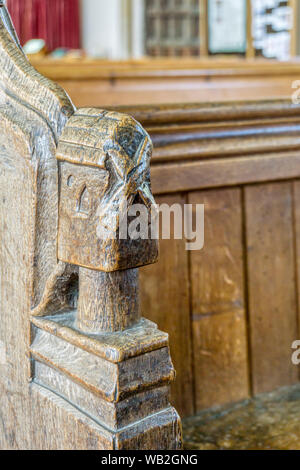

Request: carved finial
left=57, top=108, right=158, bottom=272
left=56, top=108, right=159, bottom=333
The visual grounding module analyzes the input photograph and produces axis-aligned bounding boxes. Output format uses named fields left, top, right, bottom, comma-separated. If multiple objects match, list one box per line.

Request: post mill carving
left=0, top=3, right=182, bottom=450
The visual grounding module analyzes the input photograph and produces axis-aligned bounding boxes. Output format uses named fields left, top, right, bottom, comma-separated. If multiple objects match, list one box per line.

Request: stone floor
left=183, top=384, right=300, bottom=450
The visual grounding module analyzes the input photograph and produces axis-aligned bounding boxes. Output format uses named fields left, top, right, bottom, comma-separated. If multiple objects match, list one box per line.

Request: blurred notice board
left=252, top=0, right=292, bottom=60
left=208, top=0, right=247, bottom=54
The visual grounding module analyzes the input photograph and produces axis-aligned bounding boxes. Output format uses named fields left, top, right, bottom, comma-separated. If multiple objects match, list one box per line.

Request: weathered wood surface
left=29, top=57, right=300, bottom=107
left=133, top=101, right=300, bottom=416
left=0, top=4, right=181, bottom=450
left=56, top=108, right=158, bottom=271
left=0, top=3, right=75, bottom=449
left=189, top=189, right=249, bottom=410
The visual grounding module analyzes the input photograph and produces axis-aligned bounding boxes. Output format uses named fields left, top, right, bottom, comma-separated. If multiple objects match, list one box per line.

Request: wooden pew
left=0, top=4, right=181, bottom=450
left=2, top=1, right=300, bottom=445
left=30, top=57, right=300, bottom=107
left=111, top=100, right=300, bottom=419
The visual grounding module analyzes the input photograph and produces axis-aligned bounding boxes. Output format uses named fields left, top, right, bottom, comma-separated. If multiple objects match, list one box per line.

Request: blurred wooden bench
left=31, top=57, right=300, bottom=107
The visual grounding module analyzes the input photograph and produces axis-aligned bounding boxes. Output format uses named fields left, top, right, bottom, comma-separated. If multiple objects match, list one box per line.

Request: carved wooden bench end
left=0, top=4, right=182, bottom=450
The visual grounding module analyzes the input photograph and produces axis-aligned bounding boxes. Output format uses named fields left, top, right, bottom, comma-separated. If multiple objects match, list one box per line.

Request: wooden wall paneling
left=139, top=194, right=194, bottom=418
left=189, top=188, right=250, bottom=411
left=245, top=182, right=298, bottom=395
left=292, top=180, right=300, bottom=380
left=290, top=0, right=298, bottom=57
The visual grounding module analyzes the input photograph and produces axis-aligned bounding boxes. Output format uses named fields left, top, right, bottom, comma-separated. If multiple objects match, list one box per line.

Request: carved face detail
left=96, top=121, right=155, bottom=239
left=56, top=109, right=158, bottom=272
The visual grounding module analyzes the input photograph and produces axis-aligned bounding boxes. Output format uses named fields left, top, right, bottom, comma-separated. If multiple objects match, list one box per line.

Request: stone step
left=183, top=384, right=300, bottom=450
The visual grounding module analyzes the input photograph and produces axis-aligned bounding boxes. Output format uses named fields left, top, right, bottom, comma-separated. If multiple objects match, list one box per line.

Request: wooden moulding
left=30, top=314, right=181, bottom=449
left=34, top=363, right=172, bottom=432
left=120, top=100, right=300, bottom=162
left=30, top=380, right=181, bottom=450
left=114, top=101, right=300, bottom=195
left=31, top=314, right=169, bottom=364
left=31, top=328, right=174, bottom=402
left=31, top=58, right=300, bottom=82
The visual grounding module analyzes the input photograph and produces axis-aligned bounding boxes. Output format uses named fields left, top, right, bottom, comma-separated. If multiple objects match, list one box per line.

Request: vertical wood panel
left=139, top=194, right=194, bottom=418
left=245, top=182, right=298, bottom=395
left=189, top=188, right=250, bottom=411
left=292, top=180, right=300, bottom=380
left=192, top=310, right=249, bottom=410
left=246, top=0, right=255, bottom=59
